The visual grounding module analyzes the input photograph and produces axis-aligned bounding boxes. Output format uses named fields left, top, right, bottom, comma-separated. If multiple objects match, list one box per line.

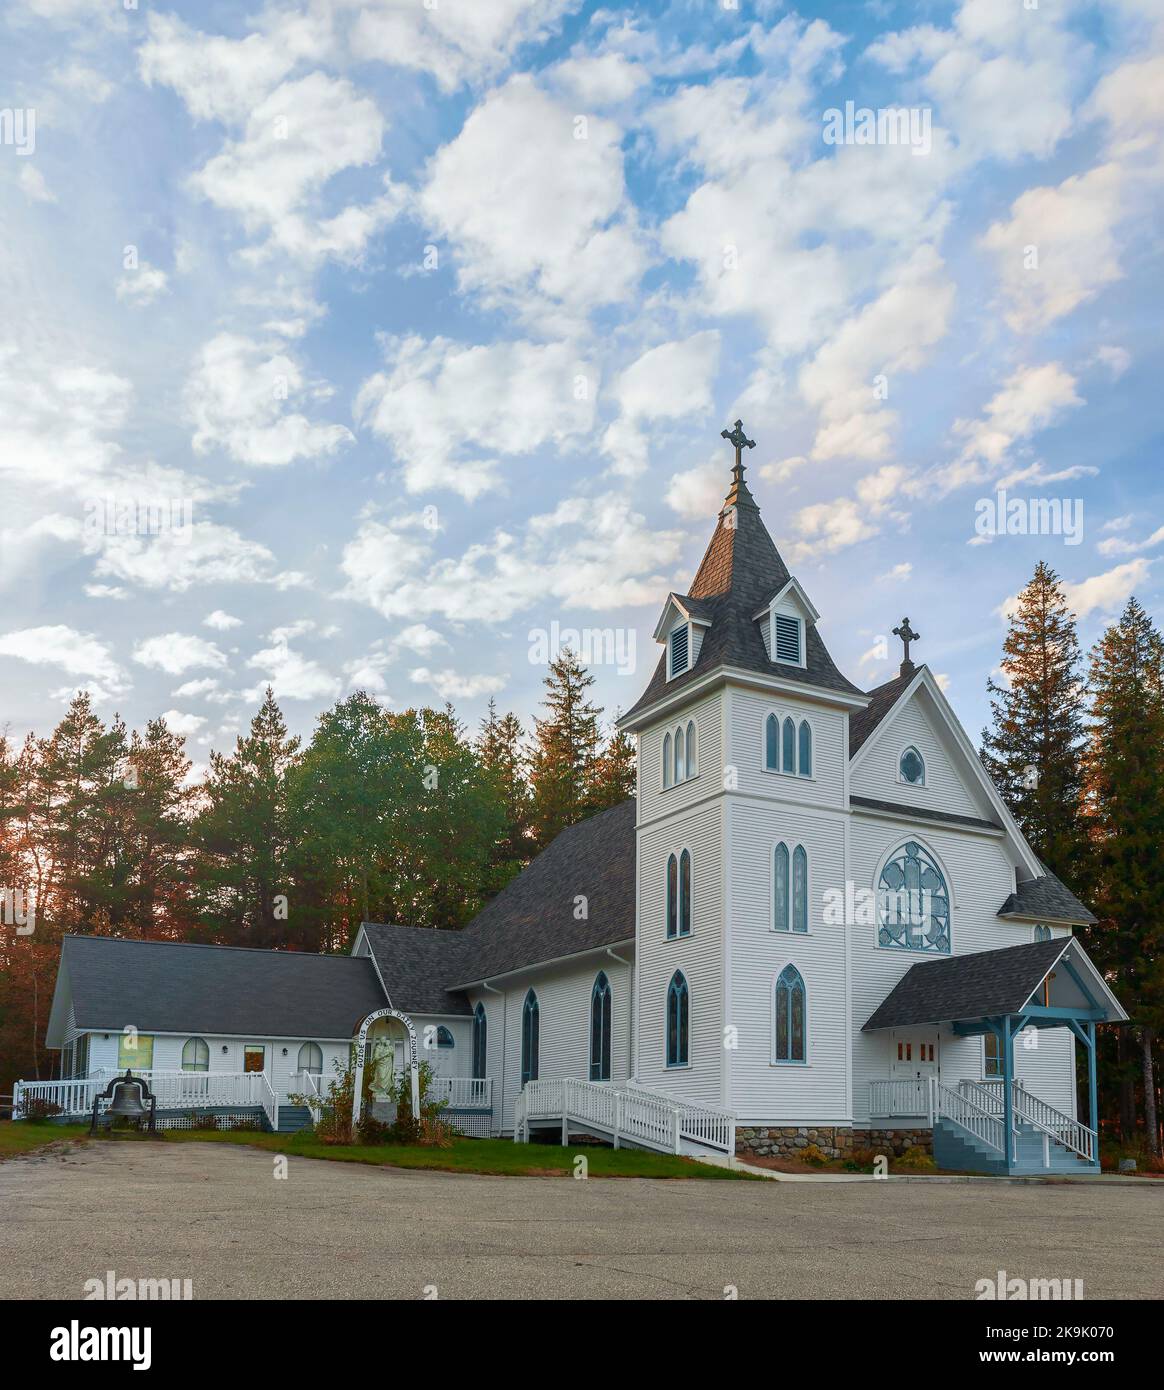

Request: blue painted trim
left=1001, top=1016, right=1015, bottom=1169
left=1061, top=958, right=1104, bottom=1013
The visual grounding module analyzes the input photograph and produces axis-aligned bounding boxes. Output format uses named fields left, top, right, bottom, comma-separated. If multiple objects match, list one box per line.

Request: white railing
left=93, top=1068, right=271, bottom=1113
left=932, top=1080, right=1004, bottom=1154
left=625, top=1080, right=735, bottom=1152
left=869, top=1078, right=932, bottom=1118
left=12, top=1078, right=98, bottom=1118
left=434, top=1077, right=493, bottom=1110
left=956, top=1079, right=1094, bottom=1163
left=516, top=1078, right=733, bottom=1155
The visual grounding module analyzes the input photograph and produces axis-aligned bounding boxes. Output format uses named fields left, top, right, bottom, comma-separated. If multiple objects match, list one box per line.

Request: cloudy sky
left=1, top=0, right=1161, bottom=774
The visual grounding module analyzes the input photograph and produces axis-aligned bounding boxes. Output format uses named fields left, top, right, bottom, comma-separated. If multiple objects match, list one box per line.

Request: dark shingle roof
left=624, top=469, right=862, bottom=722
left=850, top=795, right=1002, bottom=834
left=61, top=935, right=387, bottom=1038
left=358, top=924, right=473, bottom=1016
left=848, top=666, right=917, bottom=756
left=1000, top=866, right=1098, bottom=925
left=863, top=938, right=1068, bottom=1030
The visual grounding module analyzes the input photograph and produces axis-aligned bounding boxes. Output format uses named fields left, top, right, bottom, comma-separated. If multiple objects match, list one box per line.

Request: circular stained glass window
left=878, top=841, right=950, bottom=953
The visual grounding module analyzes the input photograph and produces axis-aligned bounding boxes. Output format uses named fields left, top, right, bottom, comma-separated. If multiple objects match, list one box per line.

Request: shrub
left=20, top=1096, right=63, bottom=1122
left=800, top=1143, right=830, bottom=1166
left=896, top=1145, right=935, bottom=1171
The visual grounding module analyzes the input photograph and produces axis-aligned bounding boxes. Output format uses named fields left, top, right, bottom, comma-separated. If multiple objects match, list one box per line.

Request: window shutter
left=669, top=624, right=689, bottom=676
left=774, top=614, right=802, bottom=664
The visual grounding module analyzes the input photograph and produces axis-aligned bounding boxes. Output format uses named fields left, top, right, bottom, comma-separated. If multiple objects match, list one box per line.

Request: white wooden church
left=28, top=424, right=1127, bottom=1174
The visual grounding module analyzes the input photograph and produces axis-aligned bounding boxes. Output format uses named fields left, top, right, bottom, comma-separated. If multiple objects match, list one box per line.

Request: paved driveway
left=0, top=1141, right=1159, bottom=1300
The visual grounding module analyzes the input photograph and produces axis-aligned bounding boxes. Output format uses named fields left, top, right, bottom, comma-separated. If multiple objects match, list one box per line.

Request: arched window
left=472, top=1003, right=487, bottom=1080
left=798, top=720, right=812, bottom=777
left=181, top=1037, right=209, bottom=1073
left=590, top=972, right=612, bottom=1081
left=984, top=1031, right=1002, bottom=1078
left=900, top=746, right=925, bottom=786
left=686, top=720, right=696, bottom=778
left=521, top=989, right=539, bottom=1085
left=674, top=726, right=684, bottom=784
left=774, top=965, right=806, bottom=1063
left=662, top=732, right=672, bottom=789
left=782, top=716, right=795, bottom=774
left=773, top=842, right=790, bottom=932
left=679, top=848, right=692, bottom=936
left=878, top=841, right=950, bottom=954
left=666, top=971, right=689, bottom=1068
left=765, top=713, right=779, bottom=770
left=435, top=1026, right=455, bottom=1049
left=1033, top=924, right=1052, bottom=942
left=666, top=853, right=678, bottom=939
left=793, top=844, right=808, bottom=933
left=297, top=1041, right=323, bottom=1075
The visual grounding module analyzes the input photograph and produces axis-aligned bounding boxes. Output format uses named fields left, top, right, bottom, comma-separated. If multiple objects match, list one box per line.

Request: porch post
left=1001, top=1016, right=1014, bottom=1169
left=1086, top=1020, right=1098, bottom=1138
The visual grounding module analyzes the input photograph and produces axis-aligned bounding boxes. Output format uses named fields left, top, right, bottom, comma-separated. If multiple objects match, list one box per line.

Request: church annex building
left=25, top=424, right=1128, bottom=1175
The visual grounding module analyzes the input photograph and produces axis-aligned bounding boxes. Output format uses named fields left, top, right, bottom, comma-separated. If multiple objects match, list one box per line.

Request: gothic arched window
left=878, top=841, right=950, bottom=954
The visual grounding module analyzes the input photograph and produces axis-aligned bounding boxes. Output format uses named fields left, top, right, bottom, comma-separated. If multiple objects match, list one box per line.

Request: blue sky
left=1, top=0, right=1161, bottom=775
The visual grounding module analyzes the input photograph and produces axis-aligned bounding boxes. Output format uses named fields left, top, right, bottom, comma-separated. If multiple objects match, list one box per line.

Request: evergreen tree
left=192, top=688, right=301, bottom=948
left=1083, top=598, right=1164, bottom=1153
left=476, top=699, right=532, bottom=889
left=980, top=562, right=1089, bottom=885
left=589, top=716, right=637, bottom=811
left=528, top=649, right=603, bottom=848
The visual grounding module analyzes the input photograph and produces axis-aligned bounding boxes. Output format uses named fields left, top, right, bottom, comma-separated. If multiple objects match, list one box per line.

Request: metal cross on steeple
left=893, top=616, right=921, bottom=674
left=720, top=419, right=756, bottom=475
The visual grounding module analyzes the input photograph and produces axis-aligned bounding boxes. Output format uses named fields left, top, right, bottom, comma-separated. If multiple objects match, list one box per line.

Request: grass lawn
left=159, top=1128, right=755, bottom=1179
left=0, top=1120, right=89, bottom=1158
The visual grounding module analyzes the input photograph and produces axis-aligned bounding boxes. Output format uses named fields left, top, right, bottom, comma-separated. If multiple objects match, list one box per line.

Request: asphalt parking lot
left=0, top=1140, right=1159, bottom=1300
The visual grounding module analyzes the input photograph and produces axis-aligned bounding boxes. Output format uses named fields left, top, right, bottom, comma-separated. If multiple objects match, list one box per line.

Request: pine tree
left=528, top=650, right=603, bottom=848
left=192, top=688, right=301, bottom=948
left=476, top=699, right=532, bottom=889
left=589, top=716, right=637, bottom=811
left=980, top=562, right=1089, bottom=885
left=1083, top=598, right=1164, bottom=1153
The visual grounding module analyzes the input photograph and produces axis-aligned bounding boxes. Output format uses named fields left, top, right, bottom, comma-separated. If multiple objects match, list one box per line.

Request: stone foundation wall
left=734, top=1125, right=933, bottom=1160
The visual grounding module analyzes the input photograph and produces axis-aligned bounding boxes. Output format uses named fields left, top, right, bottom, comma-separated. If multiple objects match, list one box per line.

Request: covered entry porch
left=863, top=938, right=1128, bottom=1174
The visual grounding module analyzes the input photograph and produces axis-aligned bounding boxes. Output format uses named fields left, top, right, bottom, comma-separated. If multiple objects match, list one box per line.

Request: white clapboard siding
left=470, top=953, right=633, bottom=1133
left=849, top=813, right=1076, bottom=1124
left=851, top=689, right=989, bottom=820
left=637, top=690, right=723, bottom=828
left=727, top=686, right=847, bottom=811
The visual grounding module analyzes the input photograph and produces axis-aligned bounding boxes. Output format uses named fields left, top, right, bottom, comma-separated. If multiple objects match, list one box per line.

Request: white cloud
left=132, top=633, right=228, bottom=676
left=392, top=624, right=449, bottom=657
left=185, top=333, right=353, bottom=468
left=116, top=263, right=169, bottom=306
left=603, top=332, right=720, bottom=476
left=665, top=457, right=725, bottom=520
left=93, top=522, right=283, bottom=592
left=1097, top=525, right=1164, bottom=557
left=172, top=677, right=222, bottom=699
left=19, top=165, right=56, bottom=203
left=355, top=335, right=596, bottom=499
left=410, top=667, right=507, bottom=702
left=0, top=625, right=127, bottom=691
left=160, top=709, right=208, bottom=739
left=1063, top=561, right=1151, bottom=619
left=419, top=75, right=647, bottom=326
left=787, top=465, right=912, bottom=562
left=245, top=643, right=341, bottom=702
left=204, top=610, right=242, bottom=631
left=879, top=562, right=913, bottom=583
left=1093, top=345, right=1132, bottom=380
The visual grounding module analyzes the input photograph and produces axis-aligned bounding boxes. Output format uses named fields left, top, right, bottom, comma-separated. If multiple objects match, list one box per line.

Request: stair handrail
left=933, top=1079, right=1005, bottom=1153
left=1008, top=1083, right=1095, bottom=1163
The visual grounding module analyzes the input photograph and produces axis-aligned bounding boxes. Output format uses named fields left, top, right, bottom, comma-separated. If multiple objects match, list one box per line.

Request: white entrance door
left=890, top=1031, right=940, bottom=1114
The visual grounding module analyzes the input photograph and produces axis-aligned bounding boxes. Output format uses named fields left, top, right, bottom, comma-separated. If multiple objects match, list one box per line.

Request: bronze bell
left=108, top=1074, right=148, bottom=1119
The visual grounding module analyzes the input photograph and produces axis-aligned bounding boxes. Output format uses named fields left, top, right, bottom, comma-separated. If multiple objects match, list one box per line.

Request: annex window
left=774, top=965, right=806, bottom=1063
left=900, top=746, right=925, bottom=786
left=1033, top=924, right=1052, bottom=943
left=666, top=853, right=679, bottom=938
left=663, top=732, right=672, bottom=789
left=773, top=613, right=803, bottom=665
left=782, top=716, right=795, bottom=774
left=686, top=720, right=697, bottom=778
left=297, top=1042, right=323, bottom=1075
left=766, top=713, right=813, bottom=778
left=765, top=713, right=779, bottom=770
left=674, top=725, right=685, bottom=785
left=666, top=971, right=689, bottom=1068
left=669, top=624, right=689, bottom=678
left=435, top=1026, right=455, bottom=1049
left=243, top=1045, right=266, bottom=1073
left=590, top=972, right=612, bottom=1082
left=984, top=1031, right=1002, bottom=1078
left=792, top=845, right=808, bottom=934
left=679, top=849, right=692, bottom=936
left=878, top=841, right=950, bottom=954
left=521, top=990, right=540, bottom=1086
left=774, top=842, right=790, bottom=932
left=118, top=1032, right=154, bottom=1072
left=472, top=1003, right=487, bottom=1080
left=180, top=1037, right=209, bottom=1073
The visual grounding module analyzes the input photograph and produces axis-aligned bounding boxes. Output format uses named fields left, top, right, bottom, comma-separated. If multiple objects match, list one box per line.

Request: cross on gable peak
left=892, top=616, right=921, bottom=675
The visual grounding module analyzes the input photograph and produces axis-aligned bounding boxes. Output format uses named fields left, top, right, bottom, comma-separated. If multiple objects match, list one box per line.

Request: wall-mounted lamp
left=221, top=1045, right=229, bottom=1055
left=281, top=1047, right=288, bottom=1057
